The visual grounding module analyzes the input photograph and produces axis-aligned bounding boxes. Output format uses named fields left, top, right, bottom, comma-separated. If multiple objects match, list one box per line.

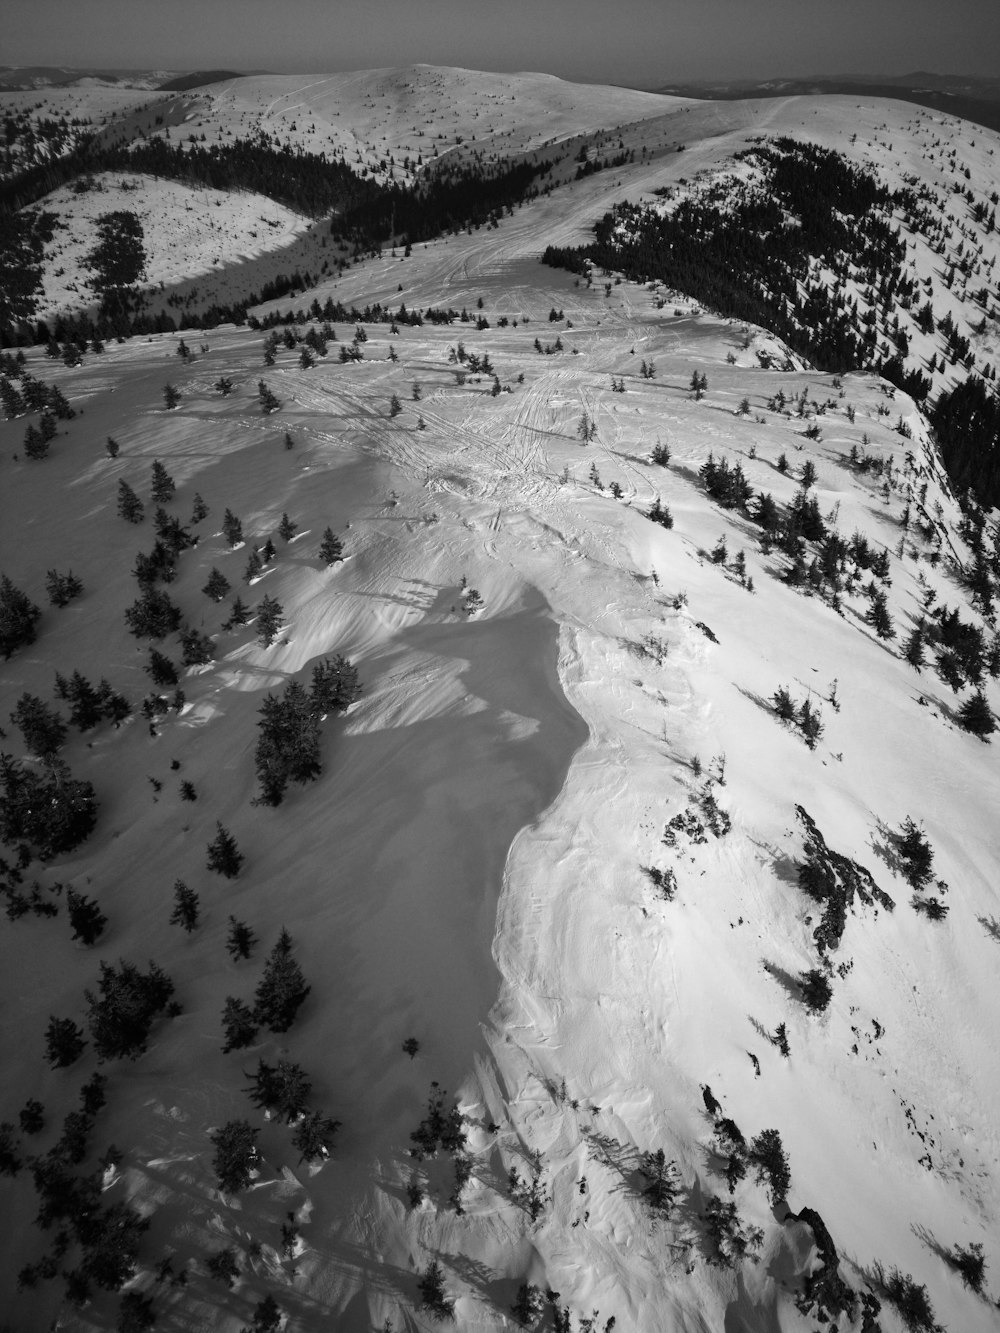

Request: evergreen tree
left=117, top=480, right=144, bottom=524
left=255, top=594, right=284, bottom=647
left=179, top=626, right=214, bottom=667
left=45, top=569, right=83, bottom=608
left=0, top=575, right=42, bottom=659
left=903, top=626, right=925, bottom=670
left=206, top=1247, right=240, bottom=1288
left=244, top=1058, right=312, bottom=1123
left=179, top=779, right=197, bottom=801
left=242, top=1294, right=282, bottom=1333
left=190, top=492, right=209, bottom=524
left=169, top=881, right=199, bottom=932
left=389, top=393, right=402, bottom=417
left=0, top=753, right=99, bottom=858
left=203, top=568, right=231, bottom=603
left=254, top=928, right=310, bottom=1033
left=146, top=649, right=178, bottom=687
left=638, top=1148, right=679, bottom=1218
left=10, top=692, right=66, bottom=757
left=207, top=823, right=243, bottom=879
left=277, top=512, right=297, bottom=541
left=749, top=1128, right=791, bottom=1204
left=866, top=590, right=894, bottom=640
left=799, top=459, right=818, bottom=488
left=23, top=422, right=50, bottom=459
left=45, top=1016, right=87, bottom=1068
left=66, top=888, right=107, bottom=945
left=244, top=548, right=263, bottom=583
left=799, top=968, right=833, bottom=1012
left=222, top=509, right=243, bottom=547
left=210, top=1119, right=259, bottom=1193
left=260, top=536, right=276, bottom=564
left=283, top=431, right=294, bottom=450
left=80, top=1072, right=108, bottom=1116
left=106, top=436, right=120, bottom=458
left=150, top=460, right=175, bottom=503
left=798, top=698, right=824, bottom=750
left=254, top=681, right=324, bottom=805
left=958, top=689, right=995, bottom=740
left=163, top=384, right=180, bottom=410
left=124, top=588, right=182, bottom=640
left=309, top=655, right=361, bottom=714
left=318, top=527, right=344, bottom=565
left=214, top=376, right=234, bottom=397
left=226, top=916, right=256, bottom=960
left=292, top=1108, right=341, bottom=1163
left=257, top=380, right=281, bottom=414
left=85, top=958, right=175, bottom=1061
left=222, top=595, right=251, bottom=630
left=19, top=1099, right=44, bottom=1135
left=221, top=997, right=258, bottom=1053
left=417, top=1259, right=454, bottom=1319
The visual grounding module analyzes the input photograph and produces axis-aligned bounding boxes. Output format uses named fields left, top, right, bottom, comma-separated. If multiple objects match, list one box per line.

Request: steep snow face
left=2, top=79, right=1000, bottom=1333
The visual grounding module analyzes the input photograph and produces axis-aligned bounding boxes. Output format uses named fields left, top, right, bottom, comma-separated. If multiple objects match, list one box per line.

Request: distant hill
left=651, top=71, right=1000, bottom=132
left=156, top=70, right=250, bottom=92
left=0, top=66, right=180, bottom=91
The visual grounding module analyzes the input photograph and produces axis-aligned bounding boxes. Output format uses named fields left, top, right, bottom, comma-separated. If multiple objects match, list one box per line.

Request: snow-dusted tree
left=255, top=594, right=284, bottom=647
left=150, top=460, right=175, bottom=503
left=207, top=822, right=243, bottom=878
left=0, top=753, right=98, bottom=859
left=222, top=508, right=243, bottom=547
left=210, top=1119, right=259, bottom=1193
left=703, top=1195, right=764, bottom=1266
left=221, top=997, right=258, bottom=1053
left=254, top=928, right=310, bottom=1033
left=277, top=512, right=297, bottom=542
left=180, top=626, right=214, bottom=667
left=417, top=1259, right=454, bottom=1319
left=318, top=527, right=344, bottom=565
left=10, top=692, right=66, bottom=757
left=244, top=547, right=263, bottom=583
left=958, top=689, right=995, bottom=740
left=0, top=575, right=41, bottom=659
left=292, top=1108, right=341, bottom=1163
left=253, top=682, right=321, bottom=806
left=244, top=1057, right=312, bottom=1123
left=309, top=655, right=360, bottom=715
left=222, top=595, right=251, bottom=630
left=45, top=1015, right=87, bottom=1068
left=85, top=958, right=175, bottom=1061
left=203, top=568, right=230, bottom=603
left=66, top=889, right=107, bottom=945
left=124, top=587, right=182, bottom=640
left=169, top=881, right=199, bottom=932
left=45, top=568, right=83, bottom=608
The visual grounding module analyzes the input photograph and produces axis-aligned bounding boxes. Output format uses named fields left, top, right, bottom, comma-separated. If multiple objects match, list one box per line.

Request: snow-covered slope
left=2, top=73, right=1000, bottom=1333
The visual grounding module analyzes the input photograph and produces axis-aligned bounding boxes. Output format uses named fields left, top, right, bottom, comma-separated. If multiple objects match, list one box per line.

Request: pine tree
left=19, top=1099, right=44, bottom=1135
left=169, top=881, right=199, bottom=931
left=10, top=691, right=66, bottom=757
left=85, top=959, right=175, bottom=1061
left=318, top=527, right=344, bottom=565
left=253, top=682, right=322, bottom=806
left=299, top=346, right=315, bottom=370
left=222, top=509, right=243, bottom=547
left=150, top=460, right=175, bottom=503
left=226, top=916, right=256, bottom=961
left=146, top=649, right=178, bottom=687
left=221, top=997, right=258, bottom=1053
left=202, top=568, right=231, bottom=602
left=179, top=779, right=197, bottom=801
left=749, top=1128, right=791, bottom=1204
left=958, top=689, right=995, bottom=739
left=210, top=1119, right=259, bottom=1193
left=207, top=823, right=243, bottom=878
left=163, top=384, right=180, bottom=410
left=260, top=536, right=276, bottom=564
left=24, top=422, right=50, bottom=459
left=45, top=1016, right=87, bottom=1068
left=206, top=1247, right=240, bottom=1288
left=283, top=431, right=294, bottom=450
left=292, top=1107, right=341, bottom=1163
left=309, top=655, right=361, bottom=714
left=904, top=626, right=925, bottom=669
left=190, top=492, right=209, bottom=524
left=244, top=548, right=263, bottom=583
left=117, top=480, right=144, bottom=523
left=243, top=1294, right=282, bottom=1333
left=66, top=889, right=107, bottom=945
left=244, top=1058, right=312, bottom=1123
left=257, top=380, right=281, bottom=414
left=256, top=594, right=284, bottom=647
left=179, top=627, right=214, bottom=667
left=45, top=568, right=83, bottom=607
left=798, top=698, right=824, bottom=750
left=0, top=574, right=42, bottom=659
left=254, top=928, right=310, bottom=1033
left=277, top=512, right=297, bottom=541
left=222, top=595, right=251, bottom=629
left=866, top=590, right=894, bottom=640
left=124, top=587, right=182, bottom=640
left=417, top=1259, right=454, bottom=1319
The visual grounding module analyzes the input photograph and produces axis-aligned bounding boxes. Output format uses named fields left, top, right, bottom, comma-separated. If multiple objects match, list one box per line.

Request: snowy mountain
left=1, top=66, right=999, bottom=1333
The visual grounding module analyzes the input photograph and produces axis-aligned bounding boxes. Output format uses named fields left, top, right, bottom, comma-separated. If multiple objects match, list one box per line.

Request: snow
left=1, top=70, right=1000, bottom=1333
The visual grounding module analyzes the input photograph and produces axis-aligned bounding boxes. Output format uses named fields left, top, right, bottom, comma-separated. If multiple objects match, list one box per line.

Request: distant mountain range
left=652, top=72, right=1000, bottom=132
left=0, top=66, right=253, bottom=92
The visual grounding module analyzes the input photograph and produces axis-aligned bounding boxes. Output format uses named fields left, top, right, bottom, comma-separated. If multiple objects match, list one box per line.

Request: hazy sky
left=6, top=0, right=999, bottom=86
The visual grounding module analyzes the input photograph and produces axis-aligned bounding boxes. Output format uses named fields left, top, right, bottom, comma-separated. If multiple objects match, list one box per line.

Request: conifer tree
left=207, top=823, right=243, bottom=878
left=117, top=480, right=144, bottom=524
left=190, top=492, right=208, bottom=524
left=146, top=649, right=178, bottom=687
left=958, top=689, right=995, bottom=739
left=904, top=626, right=925, bottom=670
left=163, top=384, right=180, bottom=410
left=45, top=1016, right=87, bottom=1068
left=866, top=590, right=894, bottom=640
left=45, top=569, right=83, bottom=607
left=226, top=916, right=256, bottom=961
left=203, top=568, right=231, bottom=603
left=180, top=626, right=214, bottom=667
left=389, top=393, right=402, bottom=417
left=244, top=548, right=263, bottom=583
left=222, top=509, right=243, bottom=548
left=222, top=595, right=251, bottom=630
left=221, top=997, right=258, bottom=1053
left=417, top=1260, right=454, bottom=1319
left=150, top=460, right=175, bottom=503
left=10, top=692, right=66, bottom=757
left=210, top=1119, right=259, bottom=1193
left=244, top=1058, right=312, bottom=1123
left=106, top=436, right=120, bottom=458
left=255, top=594, right=284, bottom=647
left=243, top=1294, right=282, bottom=1333
left=292, top=1108, right=341, bottom=1163
left=254, top=928, right=310, bottom=1032
left=206, top=1248, right=240, bottom=1288
left=169, top=881, right=199, bottom=932
left=85, top=959, right=175, bottom=1061
left=257, top=380, right=281, bottom=414
left=277, top=512, right=297, bottom=542
left=124, top=587, right=182, bottom=640
left=66, top=889, right=107, bottom=945
left=0, top=575, right=42, bottom=659
left=309, top=655, right=361, bottom=714
left=318, top=527, right=344, bottom=565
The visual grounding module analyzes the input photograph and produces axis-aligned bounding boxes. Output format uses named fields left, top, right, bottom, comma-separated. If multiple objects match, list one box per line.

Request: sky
left=5, top=0, right=999, bottom=87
